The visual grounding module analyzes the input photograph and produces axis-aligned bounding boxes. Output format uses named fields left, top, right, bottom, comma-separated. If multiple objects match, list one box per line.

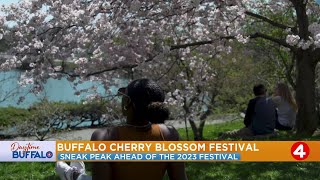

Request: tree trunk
left=317, top=103, right=320, bottom=126
left=295, top=51, right=318, bottom=136
left=188, top=119, right=203, bottom=140
left=198, top=119, right=206, bottom=140
left=184, top=115, right=189, bottom=140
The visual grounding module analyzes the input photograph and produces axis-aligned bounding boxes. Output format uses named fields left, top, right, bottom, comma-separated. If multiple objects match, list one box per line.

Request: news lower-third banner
left=0, top=141, right=319, bottom=162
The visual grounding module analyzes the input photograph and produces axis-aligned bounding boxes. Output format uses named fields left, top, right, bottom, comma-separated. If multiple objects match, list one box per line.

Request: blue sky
left=0, top=0, right=19, bottom=6
left=0, top=0, right=19, bottom=15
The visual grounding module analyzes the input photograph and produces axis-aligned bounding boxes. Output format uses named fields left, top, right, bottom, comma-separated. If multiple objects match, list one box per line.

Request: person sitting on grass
left=272, top=83, right=298, bottom=131
left=219, top=84, right=277, bottom=139
left=56, top=78, right=188, bottom=180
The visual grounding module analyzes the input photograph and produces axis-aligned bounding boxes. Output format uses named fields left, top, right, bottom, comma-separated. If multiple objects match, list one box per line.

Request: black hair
left=253, top=84, right=266, bottom=96
left=127, top=79, right=169, bottom=123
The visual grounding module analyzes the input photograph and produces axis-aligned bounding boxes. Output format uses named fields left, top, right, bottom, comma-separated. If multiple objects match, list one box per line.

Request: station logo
left=11, top=142, right=53, bottom=159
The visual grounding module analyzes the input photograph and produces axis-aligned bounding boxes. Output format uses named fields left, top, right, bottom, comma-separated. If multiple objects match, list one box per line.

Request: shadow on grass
left=45, top=174, right=60, bottom=180
left=186, top=162, right=319, bottom=180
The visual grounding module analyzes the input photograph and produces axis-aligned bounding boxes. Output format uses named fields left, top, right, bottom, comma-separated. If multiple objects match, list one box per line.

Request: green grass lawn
left=1, top=120, right=319, bottom=180
left=176, top=120, right=320, bottom=180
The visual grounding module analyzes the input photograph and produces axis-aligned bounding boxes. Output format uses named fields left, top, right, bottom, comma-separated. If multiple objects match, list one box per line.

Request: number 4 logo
left=291, top=142, right=310, bottom=160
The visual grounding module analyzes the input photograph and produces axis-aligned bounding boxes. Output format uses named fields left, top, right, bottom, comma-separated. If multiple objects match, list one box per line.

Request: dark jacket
left=244, top=96, right=276, bottom=135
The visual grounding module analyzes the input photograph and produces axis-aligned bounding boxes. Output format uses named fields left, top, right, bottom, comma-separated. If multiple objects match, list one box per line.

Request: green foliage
left=163, top=37, right=174, bottom=45
left=196, top=4, right=298, bottom=116
left=18, top=99, right=116, bottom=140
left=53, top=60, right=78, bottom=71
left=210, top=43, right=279, bottom=114
left=27, top=99, right=113, bottom=122
left=112, top=37, right=126, bottom=45
left=244, top=4, right=297, bottom=89
left=19, top=100, right=70, bottom=140
left=0, top=99, right=119, bottom=139
left=29, top=100, right=108, bottom=118
left=0, top=107, right=30, bottom=127
left=0, top=39, right=9, bottom=52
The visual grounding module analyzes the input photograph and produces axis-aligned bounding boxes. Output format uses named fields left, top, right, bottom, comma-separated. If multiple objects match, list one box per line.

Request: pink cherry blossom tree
left=1, top=0, right=319, bottom=136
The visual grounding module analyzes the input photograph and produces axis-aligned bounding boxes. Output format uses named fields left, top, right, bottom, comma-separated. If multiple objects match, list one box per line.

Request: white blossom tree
left=150, top=50, right=222, bottom=140
left=0, top=0, right=319, bottom=136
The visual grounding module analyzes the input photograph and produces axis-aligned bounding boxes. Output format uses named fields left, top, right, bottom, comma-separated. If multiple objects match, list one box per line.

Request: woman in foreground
left=272, top=83, right=298, bottom=131
left=56, top=79, right=187, bottom=180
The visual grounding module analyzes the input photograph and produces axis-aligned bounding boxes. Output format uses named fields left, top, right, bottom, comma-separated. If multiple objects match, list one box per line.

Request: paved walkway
left=4, top=115, right=241, bottom=141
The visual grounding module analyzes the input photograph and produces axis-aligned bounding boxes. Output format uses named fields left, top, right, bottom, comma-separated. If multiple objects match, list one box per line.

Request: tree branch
left=276, top=47, right=296, bottom=88
left=62, top=34, right=291, bottom=77
left=245, top=11, right=292, bottom=30
left=85, top=63, right=138, bottom=77
left=249, top=32, right=292, bottom=49
left=170, top=40, right=213, bottom=50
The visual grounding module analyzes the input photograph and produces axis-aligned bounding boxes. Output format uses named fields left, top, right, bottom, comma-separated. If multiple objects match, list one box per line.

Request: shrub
left=0, top=107, right=30, bottom=128
left=15, top=99, right=122, bottom=140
